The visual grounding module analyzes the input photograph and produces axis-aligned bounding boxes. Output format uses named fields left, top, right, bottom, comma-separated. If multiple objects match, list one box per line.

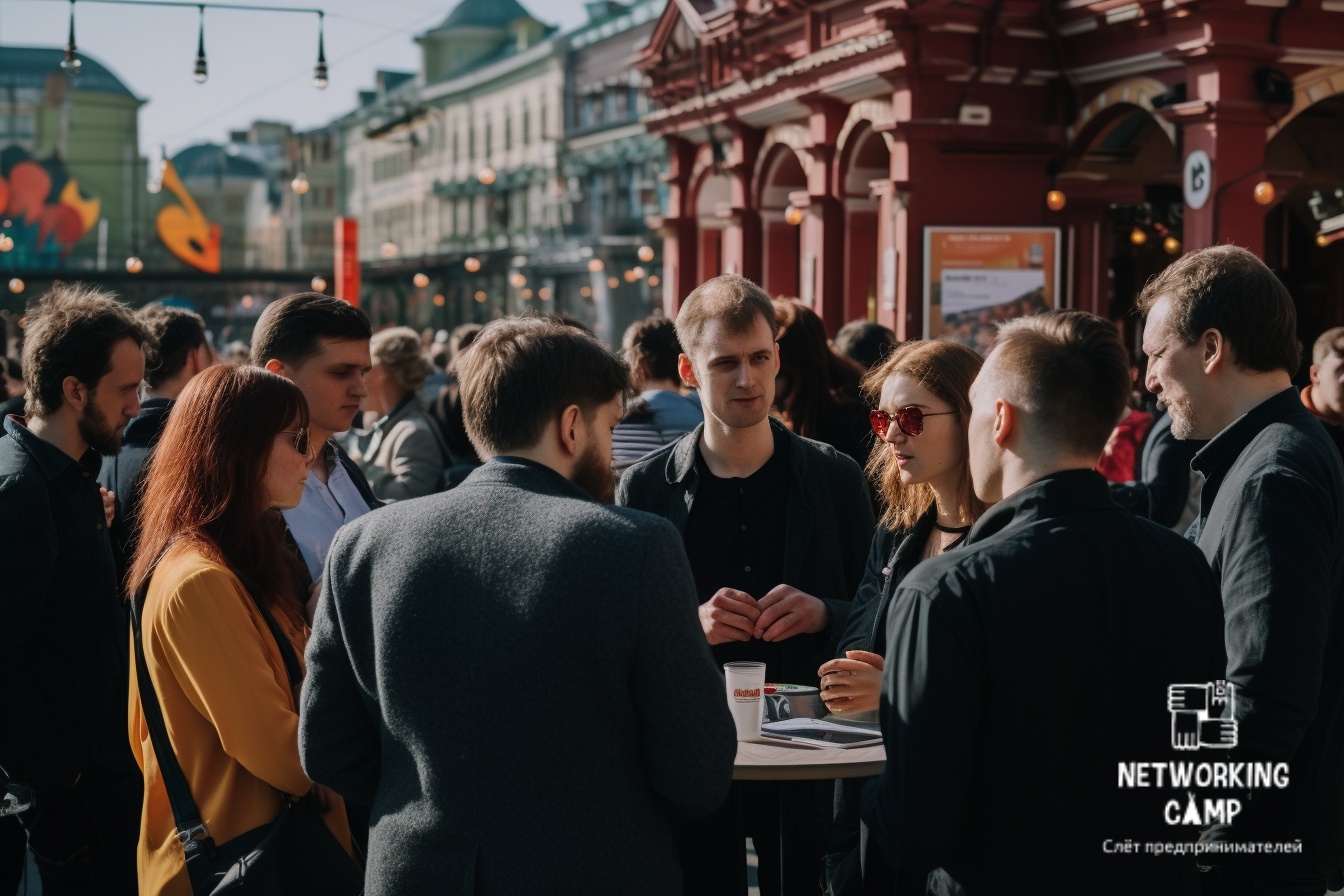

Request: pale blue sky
left=0, top=0, right=598, bottom=155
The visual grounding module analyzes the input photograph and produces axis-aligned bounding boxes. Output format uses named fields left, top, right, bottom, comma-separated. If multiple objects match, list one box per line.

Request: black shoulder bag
left=130, top=571, right=363, bottom=896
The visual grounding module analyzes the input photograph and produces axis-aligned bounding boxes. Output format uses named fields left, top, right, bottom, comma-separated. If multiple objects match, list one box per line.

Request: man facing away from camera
left=299, top=316, right=736, bottom=896
left=1140, top=246, right=1344, bottom=895
left=862, top=310, right=1226, bottom=895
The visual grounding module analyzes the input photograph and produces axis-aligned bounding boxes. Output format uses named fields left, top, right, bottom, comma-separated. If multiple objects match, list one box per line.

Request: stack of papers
left=760, top=718, right=883, bottom=748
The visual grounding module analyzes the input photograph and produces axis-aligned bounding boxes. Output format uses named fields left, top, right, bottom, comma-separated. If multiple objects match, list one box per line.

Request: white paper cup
left=724, top=661, right=766, bottom=741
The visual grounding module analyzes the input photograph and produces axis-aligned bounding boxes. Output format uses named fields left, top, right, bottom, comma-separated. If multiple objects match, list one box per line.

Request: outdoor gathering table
left=729, top=738, right=887, bottom=894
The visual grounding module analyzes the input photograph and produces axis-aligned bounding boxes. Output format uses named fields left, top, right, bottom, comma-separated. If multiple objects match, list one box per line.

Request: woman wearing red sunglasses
left=817, top=338, right=988, bottom=896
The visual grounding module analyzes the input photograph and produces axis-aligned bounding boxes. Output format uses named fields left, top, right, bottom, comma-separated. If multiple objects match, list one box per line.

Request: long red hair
left=128, top=364, right=309, bottom=625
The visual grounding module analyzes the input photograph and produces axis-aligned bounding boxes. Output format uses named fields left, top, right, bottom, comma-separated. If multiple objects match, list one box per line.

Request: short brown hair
left=991, top=310, right=1132, bottom=457
left=1136, top=245, right=1300, bottom=374
left=864, top=339, right=987, bottom=532
left=250, top=292, right=371, bottom=368
left=21, top=282, right=151, bottom=418
left=675, top=274, right=776, bottom=357
left=622, top=316, right=682, bottom=384
left=458, top=317, right=629, bottom=456
left=138, top=304, right=207, bottom=389
left=1312, top=327, right=1344, bottom=366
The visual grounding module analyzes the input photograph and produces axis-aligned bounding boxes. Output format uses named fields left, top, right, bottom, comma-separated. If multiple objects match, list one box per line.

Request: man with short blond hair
left=1302, top=328, right=1344, bottom=457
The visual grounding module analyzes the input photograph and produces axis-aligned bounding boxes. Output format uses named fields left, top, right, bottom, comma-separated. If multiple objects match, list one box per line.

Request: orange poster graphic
left=155, top=160, right=221, bottom=274
left=923, top=227, right=1060, bottom=343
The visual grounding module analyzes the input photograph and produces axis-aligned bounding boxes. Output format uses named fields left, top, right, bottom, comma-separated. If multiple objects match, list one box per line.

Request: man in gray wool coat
left=299, top=316, right=738, bottom=896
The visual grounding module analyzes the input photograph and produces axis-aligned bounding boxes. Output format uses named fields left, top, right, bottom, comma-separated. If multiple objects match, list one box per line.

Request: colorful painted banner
left=923, top=227, right=1061, bottom=345
left=333, top=217, right=360, bottom=305
left=156, top=160, right=221, bottom=274
left=0, top=146, right=100, bottom=258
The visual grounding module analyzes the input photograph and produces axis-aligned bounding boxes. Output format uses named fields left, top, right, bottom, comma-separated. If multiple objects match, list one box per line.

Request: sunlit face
left=876, top=372, right=965, bottom=493
left=1142, top=295, right=1210, bottom=439
left=682, top=316, right=779, bottom=432
left=271, top=338, right=371, bottom=437
left=264, top=423, right=311, bottom=510
left=82, top=337, right=146, bottom=455
left=966, top=364, right=1003, bottom=504
left=571, top=394, right=623, bottom=504
left=1312, top=352, right=1344, bottom=419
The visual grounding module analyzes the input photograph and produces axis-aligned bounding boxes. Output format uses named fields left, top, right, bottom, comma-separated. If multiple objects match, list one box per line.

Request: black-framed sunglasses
left=280, top=427, right=310, bottom=456
left=868, top=406, right=958, bottom=438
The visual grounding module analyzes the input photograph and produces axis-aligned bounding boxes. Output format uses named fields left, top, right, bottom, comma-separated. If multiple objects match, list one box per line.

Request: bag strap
left=130, top=555, right=305, bottom=858
left=129, top=563, right=216, bottom=858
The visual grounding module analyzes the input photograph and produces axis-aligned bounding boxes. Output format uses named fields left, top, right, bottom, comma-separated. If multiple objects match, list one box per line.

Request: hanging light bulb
left=8, top=278, right=23, bottom=294
left=464, top=256, right=481, bottom=273
left=1253, top=181, right=1275, bottom=206
left=291, top=173, right=310, bottom=195
left=473, top=290, right=487, bottom=303
left=587, top=258, right=604, bottom=272
left=0, top=234, right=13, bottom=253
left=478, top=167, right=497, bottom=186
left=193, top=5, right=208, bottom=84
left=413, top=272, right=430, bottom=288
left=313, top=11, right=329, bottom=89
left=311, top=275, right=327, bottom=292
left=784, top=204, right=804, bottom=226
left=1163, top=237, right=1181, bottom=255
left=61, top=0, right=82, bottom=77
left=1130, top=228, right=1148, bottom=246
left=125, top=256, right=143, bottom=274
left=1046, top=189, right=1066, bottom=211
left=637, top=245, right=655, bottom=263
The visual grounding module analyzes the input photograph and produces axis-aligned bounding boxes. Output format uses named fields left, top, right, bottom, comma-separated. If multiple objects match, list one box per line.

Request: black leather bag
left=131, top=570, right=363, bottom=896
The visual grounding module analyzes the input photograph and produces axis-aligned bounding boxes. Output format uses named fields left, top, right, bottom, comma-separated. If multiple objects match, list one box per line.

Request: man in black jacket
left=0, top=284, right=150, bottom=895
left=862, top=310, right=1227, bottom=894
left=618, top=273, right=874, bottom=896
left=100, top=304, right=211, bottom=582
left=1140, top=246, right=1344, bottom=894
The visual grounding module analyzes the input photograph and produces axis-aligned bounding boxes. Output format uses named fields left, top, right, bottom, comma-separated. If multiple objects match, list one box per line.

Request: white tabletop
left=732, top=738, right=886, bottom=781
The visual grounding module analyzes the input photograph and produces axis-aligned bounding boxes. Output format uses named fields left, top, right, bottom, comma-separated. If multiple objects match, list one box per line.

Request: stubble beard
left=1159, top=395, right=1201, bottom=440
left=79, top=399, right=124, bottom=455
left=572, top=440, right=615, bottom=505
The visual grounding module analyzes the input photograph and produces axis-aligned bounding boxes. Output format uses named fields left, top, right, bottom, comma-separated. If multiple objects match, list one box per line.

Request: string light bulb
left=1130, top=228, right=1148, bottom=246
left=125, top=256, right=143, bottom=273
left=784, top=204, right=804, bottom=226
left=464, top=256, right=481, bottom=273
left=291, top=173, right=309, bottom=195
left=380, top=241, right=398, bottom=258
left=8, top=278, right=23, bottom=294
left=1046, top=190, right=1066, bottom=211
left=478, top=167, right=497, bottom=186
left=413, top=272, right=430, bottom=288
left=1163, top=237, right=1181, bottom=255
left=311, top=275, right=327, bottom=292
left=0, top=234, right=13, bottom=252
left=313, top=11, right=328, bottom=89
left=637, top=245, right=655, bottom=262
left=193, top=6, right=208, bottom=84
left=587, top=258, right=604, bottom=272
left=474, top=290, right=487, bottom=303
left=1253, top=181, right=1275, bottom=206
left=61, top=0, right=81, bottom=77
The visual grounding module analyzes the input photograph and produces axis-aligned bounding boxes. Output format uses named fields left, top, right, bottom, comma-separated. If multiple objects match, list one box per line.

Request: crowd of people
left=1, top=243, right=1343, bottom=896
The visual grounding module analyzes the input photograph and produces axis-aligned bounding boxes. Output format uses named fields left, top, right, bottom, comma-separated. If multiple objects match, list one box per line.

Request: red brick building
left=638, top=0, right=1344, bottom=348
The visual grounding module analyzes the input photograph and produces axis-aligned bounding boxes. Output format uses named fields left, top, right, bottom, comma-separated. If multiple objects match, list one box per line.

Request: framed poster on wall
left=923, top=227, right=1061, bottom=347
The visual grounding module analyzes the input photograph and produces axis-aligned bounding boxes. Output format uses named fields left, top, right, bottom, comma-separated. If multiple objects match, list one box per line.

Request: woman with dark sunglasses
left=125, top=365, right=353, bottom=895
left=818, top=339, right=987, bottom=896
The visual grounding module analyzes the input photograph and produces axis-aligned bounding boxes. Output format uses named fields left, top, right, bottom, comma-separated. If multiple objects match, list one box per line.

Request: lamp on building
left=637, top=245, right=655, bottom=263
left=125, top=256, right=144, bottom=274
left=61, top=0, right=81, bottom=77
left=464, top=256, right=481, bottom=272
left=313, top=11, right=328, bottom=89
left=1163, top=237, right=1181, bottom=255
left=607, top=276, right=620, bottom=289
left=623, top=269, right=638, bottom=283
left=784, top=204, right=804, bottom=226
left=8, top=278, right=23, bottom=294
left=587, top=258, right=604, bottom=272
left=413, top=272, right=430, bottom=288
left=193, top=5, right=208, bottom=84
left=520, top=288, right=533, bottom=299
left=1130, top=228, right=1148, bottom=246
left=579, top=285, right=593, bottom=298
left=291, top=173, right=310, bottom=195
left=1046, top=189, right=1067, bottom=212
left=1253, top=181, right=1276, bottom=206
left=647, top=275, right=660, bottom=288
left=474, top=290, right=487, bottom=302
left=509, top=272, right=526, bottom=288
left=380, top=241, right=398, bottom=258
left=478, top=167, right=497, bottom=186
left=433, top=293, right=446, bottom=306
left=0, top=234, right=13, bottom=252
left=538, top=287, right=551, bottom=301
left=311, top=275, right=327, bottom=292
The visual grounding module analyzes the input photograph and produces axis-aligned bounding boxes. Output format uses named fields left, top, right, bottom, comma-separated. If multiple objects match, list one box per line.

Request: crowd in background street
left=3, top=245, right=1344, bottom=896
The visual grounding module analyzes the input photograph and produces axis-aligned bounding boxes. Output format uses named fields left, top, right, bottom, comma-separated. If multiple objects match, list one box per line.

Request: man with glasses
left=618, top=273, right=874, bottom=896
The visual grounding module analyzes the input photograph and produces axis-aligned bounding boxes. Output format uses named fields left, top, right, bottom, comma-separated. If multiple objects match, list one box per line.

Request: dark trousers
left=17, top=771, right=140, bottom=896
left=676, top=779, right=827, bottom=896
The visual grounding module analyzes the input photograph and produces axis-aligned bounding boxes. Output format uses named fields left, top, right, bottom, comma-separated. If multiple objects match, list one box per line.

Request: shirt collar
left=1192, top=388, right=1307, bottom=479
left=966, top=468, right=1114, bottom=546
left=3, top=415, right=103, bottom=481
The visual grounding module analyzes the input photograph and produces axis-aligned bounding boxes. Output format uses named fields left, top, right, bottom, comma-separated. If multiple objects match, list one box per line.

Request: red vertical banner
left=333, top=217, right=361, bottom=306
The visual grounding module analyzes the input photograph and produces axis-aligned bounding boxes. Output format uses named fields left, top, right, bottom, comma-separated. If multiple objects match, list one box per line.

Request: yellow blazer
left=128, top=545, right=351, bottom=896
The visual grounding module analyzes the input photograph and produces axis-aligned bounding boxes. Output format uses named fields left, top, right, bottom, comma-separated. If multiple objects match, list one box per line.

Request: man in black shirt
left=619, top=273, right=873, bottom=896
left=863, top=311, right=1226, bottom=894
left=0, top=283, right=150, bottom=896
left=1140, top=246, right=1344, bottom=894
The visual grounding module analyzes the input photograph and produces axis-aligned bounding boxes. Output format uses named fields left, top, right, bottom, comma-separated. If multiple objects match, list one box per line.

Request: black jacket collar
left=120, top=397, right=174, bottom=447
left=661, top=417, right=803, bottom=485
left=3, top=415, right=102, bottom=481
left=1192, top=388, right=1309, bottom=480
left=967, top=468, right=1114, bottom=546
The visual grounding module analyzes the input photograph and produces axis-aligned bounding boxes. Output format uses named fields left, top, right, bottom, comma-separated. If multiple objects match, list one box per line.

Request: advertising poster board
left=923, top=227, right=1061, bottom=347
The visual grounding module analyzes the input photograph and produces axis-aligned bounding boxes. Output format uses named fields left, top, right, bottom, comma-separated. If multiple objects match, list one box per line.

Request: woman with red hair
left=126, top=364, right=353, bottom=896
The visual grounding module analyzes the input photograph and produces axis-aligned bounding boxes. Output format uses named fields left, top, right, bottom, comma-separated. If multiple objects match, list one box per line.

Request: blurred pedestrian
left=127, top=363, right=353, bottom=896
left=300, top=317, right=735, bottom=896
left=354, top=326, right=448, bottom=501
left=429, top=323, right=485, bottom=485
left=1141, top=246, right=1344, bottom=893
left=612, top=316, right=702, bottom=472
left=0, top=283, right=150, bottom=896
left=1301, top=326, right=1344, bottom=459
left=818, top=339, right=986, bottom=896
left=0, top=355, right=23, bottom=419
left=833, top=320, right=897, bottom=371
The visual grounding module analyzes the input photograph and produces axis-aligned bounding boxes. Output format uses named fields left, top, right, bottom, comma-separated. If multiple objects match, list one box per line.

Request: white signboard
left=1184, top=150, right=1212, bottom=210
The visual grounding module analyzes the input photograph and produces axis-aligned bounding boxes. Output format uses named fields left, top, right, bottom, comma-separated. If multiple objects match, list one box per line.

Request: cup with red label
left=724, top=661, right=767, bottom=740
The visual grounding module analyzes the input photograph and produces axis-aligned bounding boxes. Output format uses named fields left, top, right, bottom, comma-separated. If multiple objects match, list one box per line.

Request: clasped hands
left=817, top=650, right=885, bottom=715
left=699, top=585, right=829, bottom=646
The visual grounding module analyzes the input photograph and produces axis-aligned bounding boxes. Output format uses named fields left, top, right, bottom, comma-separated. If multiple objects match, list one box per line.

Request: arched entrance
left=1264, top=88, right=1344, bottom=354
left=756, top=145, right=806, bottom=298
left=839, top=122, right=889, bottom=323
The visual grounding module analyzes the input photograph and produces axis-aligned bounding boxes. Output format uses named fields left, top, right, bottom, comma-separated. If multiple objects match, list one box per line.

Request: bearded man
left=0, top=282, right=150, bottom=895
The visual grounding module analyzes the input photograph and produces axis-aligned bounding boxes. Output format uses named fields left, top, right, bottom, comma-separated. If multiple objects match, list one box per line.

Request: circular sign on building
left=1184, top=150, right=1212, bottom=210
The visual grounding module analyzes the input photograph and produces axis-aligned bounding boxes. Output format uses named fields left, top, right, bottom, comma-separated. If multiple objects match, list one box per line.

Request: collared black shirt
left=682, top=427, right=791, bottom=679
left=0, top=416, right=136, bottom=789
left=1188, top=388, right=1344, bottom=873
